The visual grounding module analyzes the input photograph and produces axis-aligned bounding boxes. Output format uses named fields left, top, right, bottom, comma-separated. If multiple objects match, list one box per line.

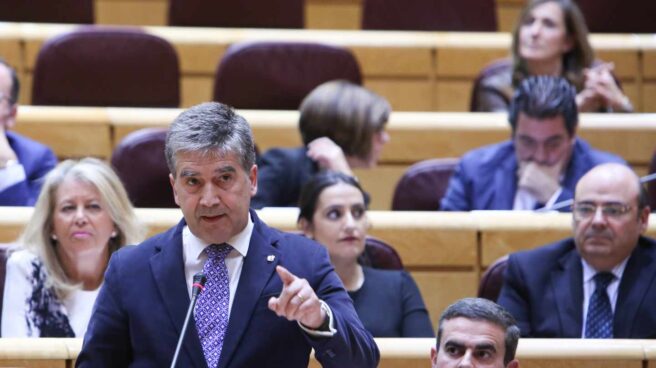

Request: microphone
left=536, top=172, right=656, bottom=212
left=170, top=272, right=206, bottom=368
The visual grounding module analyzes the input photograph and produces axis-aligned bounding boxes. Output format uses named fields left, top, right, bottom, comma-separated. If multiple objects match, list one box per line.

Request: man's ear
left=507, top=359, right=520, bottom=368
left=430, top=346, right=438, bottom=368
left=249, top=164, right=258, bottom=197
left=4, top=103, right=17, bottom=129
left=169, top=173, right=180, bottom=206
left=298, top=218, right=314, bottom=238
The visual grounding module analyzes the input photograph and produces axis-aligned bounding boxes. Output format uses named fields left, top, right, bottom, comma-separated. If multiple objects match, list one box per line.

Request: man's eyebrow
left=474, top=343, right=497, bottom=352
left=180, top=169, right=199, bottom=177
left=444, top=340, right=465, bottom=349
left=215, top=166, right=237, bottom=174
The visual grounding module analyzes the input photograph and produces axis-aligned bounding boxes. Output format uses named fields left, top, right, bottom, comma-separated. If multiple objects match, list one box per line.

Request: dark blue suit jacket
left=440, top=139, right=625, bottom=211
left=0, top=131, right=57, bottom=206
left=498, top=236, right=656, bottom=338
left=77, top=211, right=379, bottom=368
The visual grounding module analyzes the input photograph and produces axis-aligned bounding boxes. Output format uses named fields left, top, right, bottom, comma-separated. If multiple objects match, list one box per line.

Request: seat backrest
left=575, top=0, right=656, bottom=33
left=32, top=26, right=180, bottom=107
left=111, top=128, right=177, bottom=208
left=0, top=0, right=93, bottom=23
left=213, top=41, right=362, bottom=110
left=168, top=0, right=303, bottom=28
left=392, top=158, right=459, bottom=211
left=478, top=255, right=508, bottom=302
left=358, top=236, right=404, bottom=270
left=362, top=0, right=497, bottom=31
left=649, top=148, right=656, bottom=211
left=469, top=58, right=512, bottom=112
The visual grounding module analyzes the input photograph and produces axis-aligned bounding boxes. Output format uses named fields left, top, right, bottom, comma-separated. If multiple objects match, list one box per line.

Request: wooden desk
left=13, top=106, right=656, bottom=209
left=93, top=0, right=524, bottom=31
left=9, top=22, right=651, bottom=112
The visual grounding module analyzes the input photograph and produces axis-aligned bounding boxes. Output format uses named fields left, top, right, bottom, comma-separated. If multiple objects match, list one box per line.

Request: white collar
left=183, top=214, right=254, bottom=262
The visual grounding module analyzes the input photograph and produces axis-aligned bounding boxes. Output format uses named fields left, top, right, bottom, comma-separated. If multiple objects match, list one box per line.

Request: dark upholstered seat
left=362, top=0, right=497, bottom=31
left=213, top=41, right=361, bottom=110
left=0, top=0, right=93, bottom=23
left=478, top=255, right=508, bottom=302
left=648, top=148, right=656, bottom=211
left=168, top=0, right=303, bottom=28
left=392, top=158, right=459, bottom=211
left=469, top=58, right=512, bottom=112
left=575, top=0, right=656, bottom=33
left=32, top=27, right=180, bottom=107
left=358, top=236, right=404, bottom=270
left=111, top=128, right=176, bottom=208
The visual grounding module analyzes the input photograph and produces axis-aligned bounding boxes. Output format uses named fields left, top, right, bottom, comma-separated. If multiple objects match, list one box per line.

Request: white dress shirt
left=580, top=257, right=629, bottom=337
left=513, top=186, right=562, bottom=210
left=182, top=216, right=253, bottom=315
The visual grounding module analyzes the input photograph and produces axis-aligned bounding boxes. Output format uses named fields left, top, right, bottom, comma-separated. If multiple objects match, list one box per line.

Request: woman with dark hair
left=251, top=80, right=391, bottom=209
left=297, top=170, right=433, bottom=337
left=472, top=0, right=632, bottom=113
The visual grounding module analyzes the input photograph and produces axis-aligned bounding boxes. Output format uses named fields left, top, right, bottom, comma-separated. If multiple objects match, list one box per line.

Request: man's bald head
left=572, top=163, right=650, bottom=271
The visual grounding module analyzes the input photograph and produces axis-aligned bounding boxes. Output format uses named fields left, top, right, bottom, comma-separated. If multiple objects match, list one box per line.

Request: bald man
left=498, top=163, right=656, bottom=338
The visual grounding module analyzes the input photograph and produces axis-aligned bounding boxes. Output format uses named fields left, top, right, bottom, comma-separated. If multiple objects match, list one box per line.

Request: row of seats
left=3, top=0, right=656, bottom=33
left=31, top=27, right=361, bottom=110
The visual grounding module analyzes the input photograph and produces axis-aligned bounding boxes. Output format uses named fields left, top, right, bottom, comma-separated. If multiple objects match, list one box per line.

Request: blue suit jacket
left=440, top=139, right=625, bottom=211
left=77, top=211, right=379, bottom=368
left=0, top=131, right=57, bottom=206
left=498, top=236, right=656, bottom=338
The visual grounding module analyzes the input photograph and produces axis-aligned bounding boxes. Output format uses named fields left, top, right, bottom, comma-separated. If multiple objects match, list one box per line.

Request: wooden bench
left=12, top=106, right=656, bottom=209
left=5, top=22, right=652, bottom=112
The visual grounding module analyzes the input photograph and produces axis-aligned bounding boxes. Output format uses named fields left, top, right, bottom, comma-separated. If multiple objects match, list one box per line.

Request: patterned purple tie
left=195, top=243, right=232, bottom=368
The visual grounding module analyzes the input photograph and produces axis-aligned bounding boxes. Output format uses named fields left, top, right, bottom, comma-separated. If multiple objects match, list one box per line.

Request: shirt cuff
left=297, top=300, right=337, bottom=337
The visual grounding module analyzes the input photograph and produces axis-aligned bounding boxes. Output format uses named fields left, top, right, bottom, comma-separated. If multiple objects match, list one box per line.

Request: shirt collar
left=183, top=213, right=254, bottom=262
left=581, top=256, right=629, bottom=283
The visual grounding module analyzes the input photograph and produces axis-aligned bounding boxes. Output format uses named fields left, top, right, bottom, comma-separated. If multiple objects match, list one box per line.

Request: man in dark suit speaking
left=498, top=163, right=656, bottom=338
left=77, top=102, right=379, bottom=367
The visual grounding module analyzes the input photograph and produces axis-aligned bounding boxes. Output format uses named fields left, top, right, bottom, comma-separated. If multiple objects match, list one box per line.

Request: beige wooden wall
left=94, top=0, right=526, bottom=32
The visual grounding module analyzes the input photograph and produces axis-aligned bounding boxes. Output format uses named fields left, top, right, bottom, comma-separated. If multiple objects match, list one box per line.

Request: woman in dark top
left=251, top=80, right=391, bottom=209
left=297, top=171, right=434, bottom=337
left=472, top=0, right=632, bottom=113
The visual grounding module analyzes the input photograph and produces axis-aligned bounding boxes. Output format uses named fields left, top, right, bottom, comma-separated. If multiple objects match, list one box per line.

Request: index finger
left=276, top=265, right=297, bottom=286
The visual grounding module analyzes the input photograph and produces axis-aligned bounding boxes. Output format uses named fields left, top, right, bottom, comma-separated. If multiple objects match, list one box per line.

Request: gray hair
left=436, top=298, right=520, bottom=365
left=165, top=102, right=256, bottom=176
left=20, top=158, right=145, bottom=297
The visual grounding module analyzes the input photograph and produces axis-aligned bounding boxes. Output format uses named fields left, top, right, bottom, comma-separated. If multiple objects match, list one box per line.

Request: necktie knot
left=594, top=272, right=614, bottom=290
left=206, top=243, right=232, bottom=260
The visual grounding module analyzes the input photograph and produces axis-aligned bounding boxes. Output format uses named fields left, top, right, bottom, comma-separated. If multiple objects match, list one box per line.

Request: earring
left=51, top=234, right=58, bottom=241
left=111, top=231, right=117, bottom=238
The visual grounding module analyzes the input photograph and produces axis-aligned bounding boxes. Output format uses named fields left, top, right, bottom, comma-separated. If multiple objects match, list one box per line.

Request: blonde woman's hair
left=19, top=158, right=145, bottom=296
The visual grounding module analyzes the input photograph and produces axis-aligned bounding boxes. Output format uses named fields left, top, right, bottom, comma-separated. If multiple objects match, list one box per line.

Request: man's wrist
left=0, top=158, right=18, bottom=169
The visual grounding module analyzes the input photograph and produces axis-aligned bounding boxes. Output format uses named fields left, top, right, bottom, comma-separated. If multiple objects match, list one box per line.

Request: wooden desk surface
left=7, top=22, right=656, bottom=111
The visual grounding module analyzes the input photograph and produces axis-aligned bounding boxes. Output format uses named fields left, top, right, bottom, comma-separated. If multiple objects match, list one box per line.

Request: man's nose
left=457, top=350, right=474, bottom=368
left=200, top=184, right=221, bottom=206
left=591, top=206, right=608, bottom=227
left=532, top=144, right=549, bottom=165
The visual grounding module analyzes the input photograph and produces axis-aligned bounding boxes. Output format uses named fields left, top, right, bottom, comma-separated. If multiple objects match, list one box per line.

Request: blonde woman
left=1, top=158, right=144, bottom=337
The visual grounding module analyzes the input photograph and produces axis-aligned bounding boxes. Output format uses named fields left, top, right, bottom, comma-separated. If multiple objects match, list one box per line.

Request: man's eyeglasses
left=573, top=202, right=632, bottom=220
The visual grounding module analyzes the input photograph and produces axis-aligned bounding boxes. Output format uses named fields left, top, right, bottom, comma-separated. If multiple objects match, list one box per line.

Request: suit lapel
left=551, top=247, right=584, bottom=337
left=614, top=238, right=656, bottom=337
left=219, top=213, right=281, bottom=368
left=149, top=220, right=206, bottom=368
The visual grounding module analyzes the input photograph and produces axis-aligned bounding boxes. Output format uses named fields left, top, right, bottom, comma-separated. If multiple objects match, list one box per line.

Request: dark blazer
left=440, top=139, right=625, bottom=211
left=77, top=211, right=379, bottom=367
left=498, top=236, right=656, bottom=338
left=251, top=146, right=318, bottom=209
left=0, top=131, right=57, bottom=206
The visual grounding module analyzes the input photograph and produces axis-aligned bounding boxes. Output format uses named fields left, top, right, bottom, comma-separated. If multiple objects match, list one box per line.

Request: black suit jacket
left=498, top=236, right=656, bottom=338
left=77, top=211, right=379, bottom=367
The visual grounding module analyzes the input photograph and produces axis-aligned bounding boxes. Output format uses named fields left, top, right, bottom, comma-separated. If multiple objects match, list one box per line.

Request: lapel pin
left=267, top=255, right=275, bottom=263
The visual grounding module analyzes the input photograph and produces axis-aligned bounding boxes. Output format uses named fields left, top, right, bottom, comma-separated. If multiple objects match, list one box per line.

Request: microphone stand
left=170, top=273, right=206, bottom=368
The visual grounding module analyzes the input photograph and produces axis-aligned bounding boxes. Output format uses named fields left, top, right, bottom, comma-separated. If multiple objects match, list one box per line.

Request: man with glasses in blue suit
left=498, top=163, right=656, bottom=338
